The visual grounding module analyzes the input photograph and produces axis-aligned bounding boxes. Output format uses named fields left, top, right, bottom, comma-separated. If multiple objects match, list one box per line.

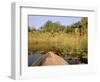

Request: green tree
left=80, top=17, right=88, bottom=35
left=42, top=20, right=53, bottom=32
left=41, top=21, right=62, bottom=32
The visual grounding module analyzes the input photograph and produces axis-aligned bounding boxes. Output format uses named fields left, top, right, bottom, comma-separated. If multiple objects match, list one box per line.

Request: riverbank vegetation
left=28, top=17, right=88, bottom=64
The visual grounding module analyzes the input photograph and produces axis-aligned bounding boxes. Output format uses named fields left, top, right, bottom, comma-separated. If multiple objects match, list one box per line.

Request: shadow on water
left=28, top=51, right=88, bottom=66
left=28, top=53, right=42, bottom=66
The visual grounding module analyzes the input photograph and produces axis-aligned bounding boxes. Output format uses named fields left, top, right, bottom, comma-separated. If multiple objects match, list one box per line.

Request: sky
left=28, top=15, right=82, bottom=29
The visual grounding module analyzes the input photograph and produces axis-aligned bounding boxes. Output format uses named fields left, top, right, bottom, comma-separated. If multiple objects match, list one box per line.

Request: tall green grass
left=28, top=31, right=88, bottom=58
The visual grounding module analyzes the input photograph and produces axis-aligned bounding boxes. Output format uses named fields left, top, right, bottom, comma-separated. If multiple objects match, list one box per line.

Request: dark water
left=28, top=52, right=87, bottom=66
left=28, top=53, right=42, bottom=66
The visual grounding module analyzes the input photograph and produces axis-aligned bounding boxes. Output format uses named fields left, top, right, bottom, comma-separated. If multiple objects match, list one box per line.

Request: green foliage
left=28, top=17, right=88, bottom=61
left=41, top=21, right=62, bottom=32
left=28, top=26, right=36, bottom=32
left=28, top=17, right=88, bottom=35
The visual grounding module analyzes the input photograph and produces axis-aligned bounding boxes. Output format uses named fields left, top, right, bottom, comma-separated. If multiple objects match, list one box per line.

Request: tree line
left=28, top=17, right=88, bottom=36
